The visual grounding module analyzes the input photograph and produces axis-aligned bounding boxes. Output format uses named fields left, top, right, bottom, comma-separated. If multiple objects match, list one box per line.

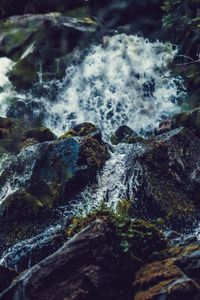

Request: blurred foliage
left=162, top=0, right=200, bottom=57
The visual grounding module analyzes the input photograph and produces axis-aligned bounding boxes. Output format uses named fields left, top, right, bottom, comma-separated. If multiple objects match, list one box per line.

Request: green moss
left=66, top=201, right=167, bottom=264
left=79, top=136, right=109, bottom=167
left=59, top=129, right=76, bottom=140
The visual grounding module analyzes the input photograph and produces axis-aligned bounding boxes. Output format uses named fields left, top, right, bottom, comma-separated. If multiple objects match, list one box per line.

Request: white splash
left=0, top=144, right=41, bottom=205
left=39, top=34, right=183, bottom=137
left=0, top=57, right=16, bottom=116
left=65, top=143, right=145, bottom=216
left=0, top=225, right=62, bottom=271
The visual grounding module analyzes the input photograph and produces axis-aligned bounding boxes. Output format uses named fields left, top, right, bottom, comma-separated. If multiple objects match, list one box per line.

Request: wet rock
left=154, top=119, right=173, bottom=135
left=0, top=13, right=98, bottom=89
left=131, top=127, right=200, bottom=230
left=176, top=244, right=200, bottom=286
left=0, top=117, right=25, bottom=153
left=0, top=116, right=56, bottom=153
left=60, top=122, right=102, bottom=143
left=0, top=219, right=126, bottom=300
left=0, top=266, right=18, bottom=294
left=0, top=190, right=44, bottom=220
left=0, top=124, right=109, bottom=219
left=0, top=225, right=65, bottom=272
left=22, top=127, right=56, bottom=143
left=110, top=125, right=143, bottom=145
left=133, top=258, right=200, bottom=300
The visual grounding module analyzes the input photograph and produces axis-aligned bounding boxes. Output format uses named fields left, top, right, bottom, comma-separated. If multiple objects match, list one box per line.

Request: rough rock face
left=130, top=127, right=200, bottom=229
left=1, top=217, right=200, bottom=300
left=133, top=258, right=200, bottom=300
left=0, top=220, right=124, bottom=300
left=172, top=108, right=200, bottom=138
left=0, top=116, right=56, bottom=153
left=0, top=225, right=65, bottom=272
left=110, top=125, right=143, bottom=145
left=0, top=123, right=109, bottom=220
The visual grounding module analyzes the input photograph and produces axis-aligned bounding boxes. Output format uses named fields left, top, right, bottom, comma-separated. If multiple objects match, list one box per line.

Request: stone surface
left=0, top=123, right=108, bottom=220
left=130, top=127, right=200, bottom=229
left=133, top=258, right=200, bottom=300
left=110, top=125, right=143, bottom=145
left=0, top=220, right=125, bottom=300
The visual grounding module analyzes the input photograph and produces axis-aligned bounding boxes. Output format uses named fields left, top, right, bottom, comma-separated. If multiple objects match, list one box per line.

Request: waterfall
left=0, top=34, right=187, bottom=269
left=0, top=34, right=185, bottom=208
left=40, top=34, right=183, bottom=137
left=0, top=34, right=184, bottom=139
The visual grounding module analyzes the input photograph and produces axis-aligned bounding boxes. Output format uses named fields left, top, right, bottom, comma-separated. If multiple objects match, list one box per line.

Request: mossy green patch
left=66, top=201, right=167, bottom=264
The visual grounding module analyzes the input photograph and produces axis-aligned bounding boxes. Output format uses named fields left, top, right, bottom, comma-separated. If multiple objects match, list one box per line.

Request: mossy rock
left=0, top=116, right=56, bottom=153
left=66, top=202, right=167, bottom=265
left=60, top=123, right=108, bottom=169
left=130, top=127, right=200, bottom=231
left=78, top=136, right=109, bottom=168
left=111, top=125, right=143, bottom=145
left=60, top=122, right=102, bottom=143
left=22, top=127, right=56, bottom=143
left=0, top=117, right=24, bottom=153
left=0, top=190, right=44, bottom=220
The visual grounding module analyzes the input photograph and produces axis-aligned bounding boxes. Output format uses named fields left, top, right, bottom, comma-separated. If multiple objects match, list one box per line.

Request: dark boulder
left=0, top=190, right=44, bottom=220
left=0, top=116, right=56, bottom=153
left=129, top=127, right=200, bottom=230
left=110, top=125, right=143, bottom=145
left=0, top=220, right=125, bottom=300
left=0, top=124, right=108, bottom=219
left=0, top=266, right=18, bottom=294
left=60, top=122, right=102, bottom=143
left=133, top=258, right=200, bottom=300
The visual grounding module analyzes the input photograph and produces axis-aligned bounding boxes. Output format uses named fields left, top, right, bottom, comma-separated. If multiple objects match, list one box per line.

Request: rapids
left=0, top=34, right=186, bottom=270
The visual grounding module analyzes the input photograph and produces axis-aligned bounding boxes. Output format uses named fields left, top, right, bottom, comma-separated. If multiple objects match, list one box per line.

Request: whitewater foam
left=39, top=34, right=184, bottom=137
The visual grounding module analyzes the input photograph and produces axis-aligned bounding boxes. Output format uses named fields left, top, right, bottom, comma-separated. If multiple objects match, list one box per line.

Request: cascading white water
left=0, top=225, right=63, bottom=271
left=0, top=34, right=185, bottom=209
left=1, top=34, right=184, bottom=137
left=24, top=34, right=184, bottom=138
left=66, top=142, right=145, bottom=216
left=0, top=144, right=45, bottom=204
left=0, top=57, right=16, bottom=116
left=43, top=34, right=184, bottom=135
left=0, top=34, right=187, bottom=269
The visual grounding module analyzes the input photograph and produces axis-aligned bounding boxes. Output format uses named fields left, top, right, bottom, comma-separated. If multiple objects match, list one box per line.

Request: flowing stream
left=0, top=33, right=185, bottom=270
